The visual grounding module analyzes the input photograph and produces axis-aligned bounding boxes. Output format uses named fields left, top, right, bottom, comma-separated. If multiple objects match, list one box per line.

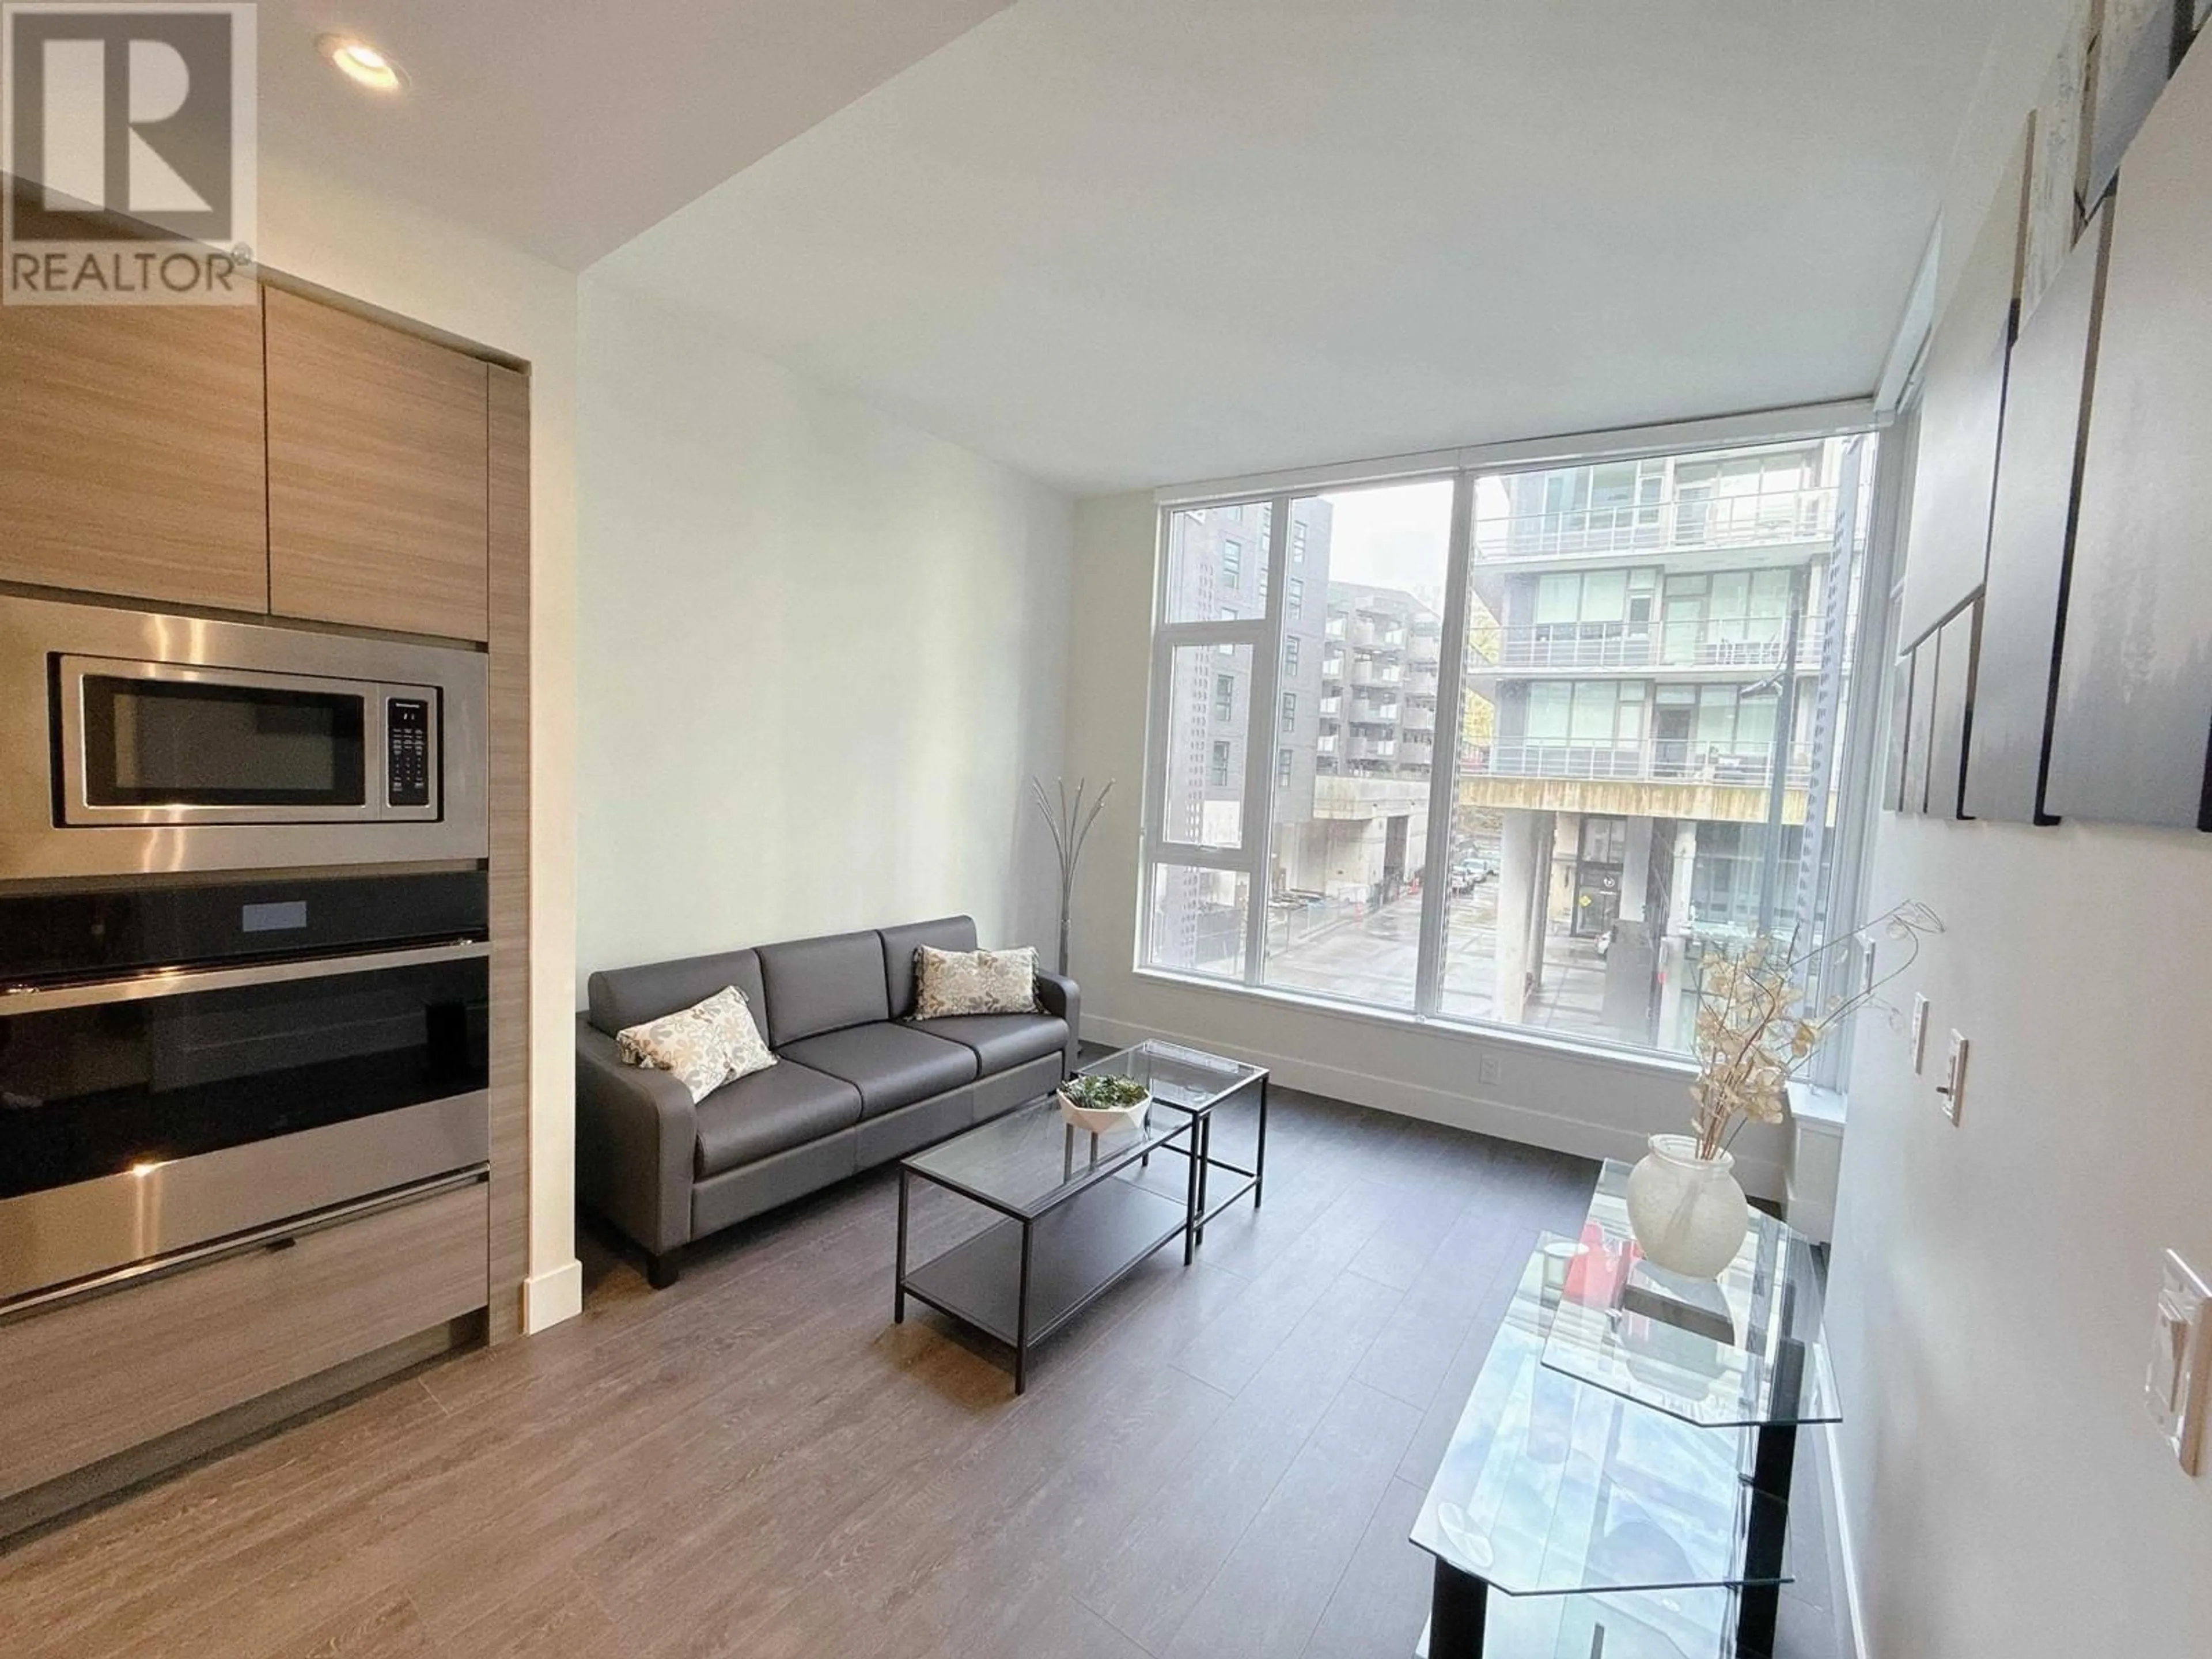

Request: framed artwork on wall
left=2085, top=0, right=2187, bottom=204
left=1896, top=125, right=2030, bottom=650
left=2022, top=2, right=2097, bottom=323
left=1967, top=203, right=2112, bottom=825
left=1883, top=652, right=1915, bottom=813
left=2049, top=40, right=2212, bottom=829
left=1926, top=603, right=1982, bottom=823
left=1903, top=633, right=1940, bottom=817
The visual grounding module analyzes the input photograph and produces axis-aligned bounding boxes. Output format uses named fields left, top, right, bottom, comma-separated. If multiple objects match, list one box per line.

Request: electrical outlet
left=1478, top=1051, right=1502, bottom=1088
left=1908, top=994, right=1930, bottom=1075
left=2149, top=1251, right=2212, bottom=1474
left=1937, top=1030, right=1968, bottom=1123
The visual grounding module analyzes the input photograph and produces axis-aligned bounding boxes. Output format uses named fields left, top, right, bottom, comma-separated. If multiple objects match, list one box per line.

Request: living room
left=1, top=3, right=2208, bottom=1657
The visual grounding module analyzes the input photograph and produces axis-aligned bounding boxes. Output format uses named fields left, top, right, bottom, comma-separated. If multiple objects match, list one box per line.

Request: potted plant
left=1056, top=1072, right=1151, bottom=1135
left=1627, top=900, right=1943, bottom=1277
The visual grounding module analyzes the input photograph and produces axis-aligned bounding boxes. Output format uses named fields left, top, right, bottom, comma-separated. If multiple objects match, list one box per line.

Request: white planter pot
left=1057, top=1087, right=1151, bottom=1136
left=1625, top=1134, right=1748, bottom=1279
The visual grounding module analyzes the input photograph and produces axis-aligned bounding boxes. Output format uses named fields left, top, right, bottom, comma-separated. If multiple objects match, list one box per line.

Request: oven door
left=0, top=945, right=490, bottom=1305
left=55, top=656, right=439, bottom=827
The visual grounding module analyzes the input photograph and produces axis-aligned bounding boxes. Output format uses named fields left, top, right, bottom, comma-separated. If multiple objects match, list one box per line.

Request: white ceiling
left=589, top=0, right=2018, bottom=494
left=255, top=0, right=1013, bottom=268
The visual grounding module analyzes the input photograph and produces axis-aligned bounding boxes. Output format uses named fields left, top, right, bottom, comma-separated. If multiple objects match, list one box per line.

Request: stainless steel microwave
left=0, top=594, right=487, bottom=880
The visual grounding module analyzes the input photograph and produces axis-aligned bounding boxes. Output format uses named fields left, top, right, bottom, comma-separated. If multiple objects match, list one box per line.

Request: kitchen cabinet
left=0, top=296, right=269, bottom=613
left=266, top=287, right=491, bottom=641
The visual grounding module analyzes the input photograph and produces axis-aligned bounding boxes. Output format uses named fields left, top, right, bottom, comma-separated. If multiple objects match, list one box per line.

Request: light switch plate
left=1908, top=994, right=1930, bottom=1075
left=1937, top=1030, right=1967, bottom=1122
left=2148, top=1251, right=2212, bottom=1474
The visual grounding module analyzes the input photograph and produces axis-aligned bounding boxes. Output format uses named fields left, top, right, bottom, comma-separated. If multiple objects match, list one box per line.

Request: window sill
left=1126, top=965, right=1699, bottom=1083
left=1787, top=1079, right=1848, bottom=1131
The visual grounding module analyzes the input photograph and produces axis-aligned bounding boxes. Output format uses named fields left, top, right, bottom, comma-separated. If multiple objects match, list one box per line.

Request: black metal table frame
left=893, top=1068, right=1270, bottom=1394
left=894, top=1107, right=1200, bottom=1395
left=1137, top=1070, right=1269, bottom=1245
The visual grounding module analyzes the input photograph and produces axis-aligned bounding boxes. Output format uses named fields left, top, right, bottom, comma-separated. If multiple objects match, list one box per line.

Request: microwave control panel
left=386, top=697, right=433, bottom=809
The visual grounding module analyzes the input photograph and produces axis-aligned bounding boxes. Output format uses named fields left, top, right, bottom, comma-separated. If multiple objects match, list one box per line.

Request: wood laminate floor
left=0, top=1080, right=1854, bottom=1659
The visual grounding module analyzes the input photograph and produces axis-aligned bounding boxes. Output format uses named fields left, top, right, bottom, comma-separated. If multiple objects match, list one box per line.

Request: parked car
left=1449, top=857, right=1494, bottom=894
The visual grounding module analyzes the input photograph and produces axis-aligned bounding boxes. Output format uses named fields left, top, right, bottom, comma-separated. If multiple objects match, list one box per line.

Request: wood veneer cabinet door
left=265, top=287, right=491, bottom=641
left=0, top=1181, right=488, bottom=1503
left=0, top=295, right=269, bottom=612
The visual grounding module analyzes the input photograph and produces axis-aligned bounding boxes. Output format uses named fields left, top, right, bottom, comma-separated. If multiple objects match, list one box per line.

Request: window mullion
left=1240, top=495, right=1292, bottom=983
left=1414, top=474, right=1476, bottom=1017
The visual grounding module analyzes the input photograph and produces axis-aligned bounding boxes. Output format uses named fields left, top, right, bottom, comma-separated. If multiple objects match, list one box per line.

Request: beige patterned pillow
left=912, top=945, right=1039, bottom=1018
left=616, top=986, right=776, bottom=1104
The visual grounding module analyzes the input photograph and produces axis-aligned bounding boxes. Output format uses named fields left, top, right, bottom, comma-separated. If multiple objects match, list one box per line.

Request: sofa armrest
left=574, top=1017, right=697, bottom=1255
left=1035, top=971, right=1080, bottom=1076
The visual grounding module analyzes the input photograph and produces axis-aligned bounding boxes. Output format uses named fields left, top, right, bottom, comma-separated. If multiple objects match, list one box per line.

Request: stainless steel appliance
left=0, top=870, right=491, bottom=1307
left=0, top=593, right=487, bottom=881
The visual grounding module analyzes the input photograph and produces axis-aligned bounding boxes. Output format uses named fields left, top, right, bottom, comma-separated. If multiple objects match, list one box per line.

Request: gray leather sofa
left=575, top=915, right=1078, bottom=1286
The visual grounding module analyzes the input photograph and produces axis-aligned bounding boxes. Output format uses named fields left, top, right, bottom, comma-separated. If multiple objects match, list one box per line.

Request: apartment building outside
left=1459, top=434, right=1873, bottom=1048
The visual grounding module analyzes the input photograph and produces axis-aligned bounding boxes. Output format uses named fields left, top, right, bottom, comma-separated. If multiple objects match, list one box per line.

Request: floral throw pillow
left=912, top=945, right=1039, bottom=1019
left=616, top=985, right=776, bottom=1104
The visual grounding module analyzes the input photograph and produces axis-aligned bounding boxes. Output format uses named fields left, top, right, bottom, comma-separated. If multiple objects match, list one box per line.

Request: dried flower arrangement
left=1689, top=900, right=1944, bottom=1161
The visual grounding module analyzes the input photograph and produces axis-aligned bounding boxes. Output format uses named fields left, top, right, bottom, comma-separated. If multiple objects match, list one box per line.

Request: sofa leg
left=646, top=1247, right=683, bottom=1290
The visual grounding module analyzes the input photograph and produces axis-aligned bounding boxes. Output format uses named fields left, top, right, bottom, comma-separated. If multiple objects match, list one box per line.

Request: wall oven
left=0, top=870, right=490, bottom=1307
left=0, top=593, right=486, bottom=880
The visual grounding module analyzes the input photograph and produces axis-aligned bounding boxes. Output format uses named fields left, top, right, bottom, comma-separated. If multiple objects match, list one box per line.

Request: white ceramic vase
left=1624, top=1134, right=1748, bottom=1279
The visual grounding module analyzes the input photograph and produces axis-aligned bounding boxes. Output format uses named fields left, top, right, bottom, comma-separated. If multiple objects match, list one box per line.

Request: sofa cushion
left=912, top=945, right=1040, bottom=1018
left=911, top=1013, right=1069, bottom=1075
left=694, top=1060, right=863, bottom=1178
left=617, top=986, right=775, bottom=1104
left=777, top=1022, right=978, bottom=1118
left=878, top=916, right=978, bottom=1018
left=589, top=948, right=766, bottom=1037
left=757, top=931, right=892, bottom=1047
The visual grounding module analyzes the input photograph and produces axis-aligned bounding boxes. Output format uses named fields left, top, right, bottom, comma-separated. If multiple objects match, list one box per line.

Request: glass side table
left=1540, top=1162, right=1834, bottom=1656
left=1411, top=1240, right=1791, bottom=1659
left=1080, top=1039, right=1268, bottom=1244
left=1412, top=1164, right=1835, bottom=1659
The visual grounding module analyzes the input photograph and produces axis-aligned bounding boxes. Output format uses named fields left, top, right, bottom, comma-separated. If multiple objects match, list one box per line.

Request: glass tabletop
left=1080, top=1039, right=1265, bottom=1114
left=1410, top=1237, right=1791, bottom=1599
left=1538, top=1161, right=1835, bottom=1430
left=902, top=1093, right=1195, bottom=1220
left=1480, top=1584, right=1749, bottom=1659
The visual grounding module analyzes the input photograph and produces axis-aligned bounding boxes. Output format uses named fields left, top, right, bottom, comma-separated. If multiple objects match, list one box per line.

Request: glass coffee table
left=895, top=1041, right=1268, bottom=1393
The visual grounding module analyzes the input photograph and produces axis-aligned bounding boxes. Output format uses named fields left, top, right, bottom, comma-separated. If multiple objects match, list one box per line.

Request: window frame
left=1138, top=416, right=1892, bottom=1070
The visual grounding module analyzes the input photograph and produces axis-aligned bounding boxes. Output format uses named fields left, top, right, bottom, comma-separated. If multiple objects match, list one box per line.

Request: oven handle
left=0, top=940, right=492, bottom=1014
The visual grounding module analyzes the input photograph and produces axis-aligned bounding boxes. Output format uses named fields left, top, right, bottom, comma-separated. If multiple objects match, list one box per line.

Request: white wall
left=1060, top=491, right=1787, bottom=1196
left=255, top=149, right=584, bottom=1331
left=1828, top=819, right=2212, bottom=1657
left=573, top=278, right=1072, bottom=985
left=1826, top=8, right=2212, bottom=1654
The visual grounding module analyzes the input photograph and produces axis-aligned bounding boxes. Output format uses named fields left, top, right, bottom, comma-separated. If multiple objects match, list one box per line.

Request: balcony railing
left=1464, top=738, right=1817, bottom=790
left=1474, top=619, right=1821, bottom=674
left=1475, top=485, right=1838, bottom=562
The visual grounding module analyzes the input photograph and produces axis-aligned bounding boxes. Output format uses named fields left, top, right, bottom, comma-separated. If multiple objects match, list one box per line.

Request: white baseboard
left=521, top=1257, right=584, bottom=1333
left=1817, top=1343, right=1871, bottom=1659
left=1082, top=1014, right=1785, bottom=1196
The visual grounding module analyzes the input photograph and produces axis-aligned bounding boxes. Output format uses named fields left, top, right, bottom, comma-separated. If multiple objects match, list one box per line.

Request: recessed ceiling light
left=318, top=33, right=403, bottom=93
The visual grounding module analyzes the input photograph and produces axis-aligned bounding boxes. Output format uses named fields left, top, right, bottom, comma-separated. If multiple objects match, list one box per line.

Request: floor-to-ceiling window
left=1139, top=428, right=1883, bottom=1062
